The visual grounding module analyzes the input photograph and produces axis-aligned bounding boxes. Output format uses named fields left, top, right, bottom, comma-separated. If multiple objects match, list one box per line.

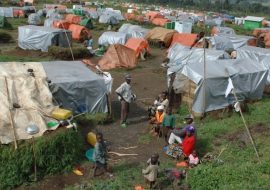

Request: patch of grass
left=0, top=32, right=13, bottom=43
left=75, top=113, right=109, bottom=126
left=0, top=54, right=53, bottom=62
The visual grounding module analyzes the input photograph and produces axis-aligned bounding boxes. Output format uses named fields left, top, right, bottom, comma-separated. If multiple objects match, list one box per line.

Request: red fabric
left=182, top=135, right=195, bottom=156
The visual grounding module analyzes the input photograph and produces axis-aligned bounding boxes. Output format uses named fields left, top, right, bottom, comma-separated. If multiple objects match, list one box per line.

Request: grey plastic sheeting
left=237, top=46, right=270, bottom=84
left=210, top=34, right=253, bottom=50
left=44, top=18, right=59, bottom=27
left=99, top=14, right=118, bottom=24
left=118, top=23, right=149, bottom=39
left=41, top=61, right=108, bottom=114
left=177, top=58, right=268, bottom=113
left=0, top=7, right=13, bottom=17
left=167, top=43, right=230, bottom=74
left=18, top=25, right=72, bottom=52
left=28, top=13, right=41, bottom=25
left=214, top=27, right=235, bottom=35
left=98, top=31, right=128, bottom=46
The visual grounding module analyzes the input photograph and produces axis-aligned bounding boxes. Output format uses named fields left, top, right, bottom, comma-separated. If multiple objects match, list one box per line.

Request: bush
left=48, top=46, right=90, bottom=60
left=0, top=129, right=84, bottom=190
left=0, top=32, right=13, bottom=43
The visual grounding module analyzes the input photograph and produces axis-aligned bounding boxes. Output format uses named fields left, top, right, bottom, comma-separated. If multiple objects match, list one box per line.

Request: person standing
left=115, top=74, right=136, bottom=128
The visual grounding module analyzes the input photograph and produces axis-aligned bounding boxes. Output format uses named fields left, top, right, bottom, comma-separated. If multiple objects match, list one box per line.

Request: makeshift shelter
left=174, top=21, right=193, bottom=33
left=80, top=18, right=93, bottom=29
left=0, top=7, right=13, bottom=17
left=174, top=58, right=268, bottom=114
left=210, top=34, right=254, bottom=51
left=18, top=25, right=72, bottom=52
left=99, top=14, right=118, bottom=24
left=244, top=16, right=264, bottom=30
left=237, top=46, right=270, bottom=84
left=68, top=24, right=90, bottom=41
left=118, top=23, right=149, bottom=39
left=170, top=33, right=197, bottom=47
left=145, top=27, right=176, bottom=47
left=152, top=18, right=169, bottom=27
left=65, top=14, right=81, bottom=24
left=98, top=31, right=128, bottom=46
left=27, top=13, right=41, bottom=25
left=13, top=8, right=24, bottom=17
left=252, top=28, right=270, bottom=37
left=44, top=18, right=59, bottom=27
left=135, top=15, right=145, bottom=23
left=211, top=26, right=235, bottom=36
left=85, top=9, right=98, bottom=19
left=98, top=44, right=137, bottom=70
left=41, top=61, right=108, bottom=114
left=124, top=13, right=136, bottom=20
left=53, top=20, right=70, bottom=29
left=0, top=62, right=58, bottom=144
left=125, top=38, right=150, bottom=58
left=145, top=11, right=163, bottom=21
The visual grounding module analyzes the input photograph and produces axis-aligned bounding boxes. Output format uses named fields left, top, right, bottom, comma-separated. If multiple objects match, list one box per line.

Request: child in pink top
left=188, top=150, right=199, bottom=168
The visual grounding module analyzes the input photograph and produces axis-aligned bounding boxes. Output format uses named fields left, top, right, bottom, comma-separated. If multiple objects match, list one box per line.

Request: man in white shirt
left=115, top=74, right=135, bottom=127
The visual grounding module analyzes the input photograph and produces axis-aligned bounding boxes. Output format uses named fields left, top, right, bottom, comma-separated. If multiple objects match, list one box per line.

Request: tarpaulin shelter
left=174, top=58, right=268, bottom=114
left=125, top=38, right=150, bottom=57
left=28, top=13, right=41, bottom=25
left=98, top=31, right=128, bottom=46
left=44, top=18, right=59, bottom=27
left=124, top=13, right=136, bottom=20
left=98, top=44, right=137, bottom=70
left=135, top=15, right=145, bottom=23
left=211, top=26, right=235, bottom=36
left=252, top=28, right=270, bottom=37
left=85, top=9, right=98, bottom=19
left=237, top=46, right=270, bottom=84
left=210, top=34, right=254, bottom=51
left=0, top=7, right=14, bottom=17
left=53, top=20, right=70, bottom=29
left=65, top=14, right=81, bottom=24
left=68, top=24, right=90, bottom=41
left=170, top=33, right=197, bottom=47
left=99, top=14, right=118, bottom=24
left=152, top=18, right=170, bottom=27
left=118, top=23, right=149, bottom=39
left=145, top=27, right=176, bottom=47
left=174, top=21, right=193, bottom=33
left=13, top=8, right=25, bottom=17
left=80, top=18, right=93, bottom=29
left=145, top=11, right=163, bottom=21
left=18, top=25, right=72, bottom=52
left=0, top=62, right=58, bottom=144
left=41, top=61, right=108, bottom=114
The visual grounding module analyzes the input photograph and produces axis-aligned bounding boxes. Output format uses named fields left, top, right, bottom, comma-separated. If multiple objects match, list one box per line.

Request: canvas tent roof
left=0, top=62, right=58, bottom=144
left=118, top=23, right=149, bottom=39
left=170, top=33, right=197, bottom=47
left=99, top=14, right=118, bottom=24
left=98, top=31, right=128, bottom=46
left=98, top=44, right=137, bottom=70
left=125, top=38, right=150, bottom=57
left=211, top=26, right=235, bottom=36
left=175, top=58, right=268, bottom=114
left=0, top=7, right=14, bottom=17
left=41, top=61, right=108, bottom=114
left=18, top=25, right=72, bottom=52
left=145, top=27, right=176, bottom=47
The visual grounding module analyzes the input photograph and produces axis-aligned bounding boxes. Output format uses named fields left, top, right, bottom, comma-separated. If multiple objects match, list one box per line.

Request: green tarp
left=80, top=18, right=93, bottom=29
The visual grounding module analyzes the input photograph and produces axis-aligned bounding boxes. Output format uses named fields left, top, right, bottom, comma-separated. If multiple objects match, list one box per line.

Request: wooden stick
left=118, top=146, right=138, bottom=150
left=108, top=151, right=138, bottom=156
left=32, top=137, right=37, bottom=181
left=4, top=77, right=18, bottom=150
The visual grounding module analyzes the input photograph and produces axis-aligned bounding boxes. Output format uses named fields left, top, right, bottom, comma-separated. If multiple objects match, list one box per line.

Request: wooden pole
left=32, top=137, right=37, bottom=181
left=225, top=71, right=261, bottom=163
left=4, top=77, right=18, bottom=150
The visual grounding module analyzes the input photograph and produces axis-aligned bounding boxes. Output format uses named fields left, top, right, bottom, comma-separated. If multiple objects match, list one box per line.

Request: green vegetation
left=0, top=129, right=84, bottom=190
left=0, top=32, right=13, bottom=43
left=48, top=46, right=90, bottom=60
left=0, top=54, right=53, bottom=62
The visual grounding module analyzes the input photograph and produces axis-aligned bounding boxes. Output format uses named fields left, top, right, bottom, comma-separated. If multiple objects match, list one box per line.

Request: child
left=147, top=153, right=160, bottom=166
left=93, top=132, right=112, bottom=177
left=188, top=150, right=199, bottom=168
left=142, top=155, right=159, bottom=189
left=162, top=108, right=175, bottom=145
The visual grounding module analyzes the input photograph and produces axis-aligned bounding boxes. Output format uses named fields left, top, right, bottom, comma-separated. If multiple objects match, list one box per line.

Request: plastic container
left=85, top=148, right=95, bottom=162
left=87, top=132, right=97, bottom=146
left=51, top=108, right=72, bottom=120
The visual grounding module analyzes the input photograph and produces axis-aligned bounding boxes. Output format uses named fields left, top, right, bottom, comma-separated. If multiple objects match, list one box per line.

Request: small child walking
left=143, top=154, right=159, bottom=189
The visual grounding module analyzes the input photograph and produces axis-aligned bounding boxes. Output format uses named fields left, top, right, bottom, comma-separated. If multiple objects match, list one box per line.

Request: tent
left=237, top=46, right=270, bottom=84
left=151, top=18, right=170, bottom=27
left=170, top=33, right=197, bottom=47
left=124, top=13, right=136, bottom=20
left=99, top=14, right=118, bottom=24
left=53, top=20, right=70, bottom=29
left=85, top=9, right=98, bottom=19
left=145, top=27, right=176, bottom=47
left=98, top=31, right=128, bottom=46
left=174, top=58, right=268, bottom=114
left=0, top=7, right=13, bottom=17
left=145, top=11, right=163, bottom=21
left=118, top=23, right=149, bottom=39
left=18, top=25, right=72, bottom=52
left=80, top=18, right=93, bottom=29
left=98, top=44, right=137, bottom=70
left=28, top=13, right=41, bottom=25
left=0, top=62, right=58, bottom=144
left=65, top=14, right=81, bottom=24
left=211, top=26, right=235, bottom=36
left=68, top=24, right=90, bottom=41
left=210, top=34, right=254, bottom=50
left=125, top=38, right=150, bottom=58
left=41, top=61, right=108, bottom=114
left=44, top=18, right=59, bottom=27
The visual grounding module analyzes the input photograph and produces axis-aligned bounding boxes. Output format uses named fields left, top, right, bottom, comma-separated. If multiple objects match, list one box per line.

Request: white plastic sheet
left=98, top=31, right=128, bottom=46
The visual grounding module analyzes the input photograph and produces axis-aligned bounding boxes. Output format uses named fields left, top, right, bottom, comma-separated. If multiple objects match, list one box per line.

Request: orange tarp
left=124, top=13, right=136, bottom=20
left=145, top=11, right=164, bottom=21
left=98, top=44, right=137, bottom=70
left=65, top=14, right=81, bottom=24
left=252, top=28, right=270, bottom=37
left=125, top=38, right=150, bottom=57
left=13, top=9, right=24, bottom=17
left=68, top=24, right=90, bottom=41
left=151, top=18, right=170, bottom=27
left=170, top=33, right=197, bottom=47
left=53, top=20, right=70, bottom=29
left=145, top=27, right=176, bottom=47
left=135, top=15, right=144, bottom=23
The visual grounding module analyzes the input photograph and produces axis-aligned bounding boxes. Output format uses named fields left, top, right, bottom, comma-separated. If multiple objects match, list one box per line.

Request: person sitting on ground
left=143, top=154, right=159, bottom=189
left=147, top=153, right=160, bottom=166
left=162, top=108, right=176, bottom=145
left=168, top=115, right=195, bottom=145
left=148, top=93, right=162, bottom=119
left=188, top=150, right=199, bottom=168
left=93, top=132, right=112, bottom=177
left=182, top=126, right=196, bottom=157
left=150, top=105, right=165, bottom=136
left=160, top=91, right=169, bottom=110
